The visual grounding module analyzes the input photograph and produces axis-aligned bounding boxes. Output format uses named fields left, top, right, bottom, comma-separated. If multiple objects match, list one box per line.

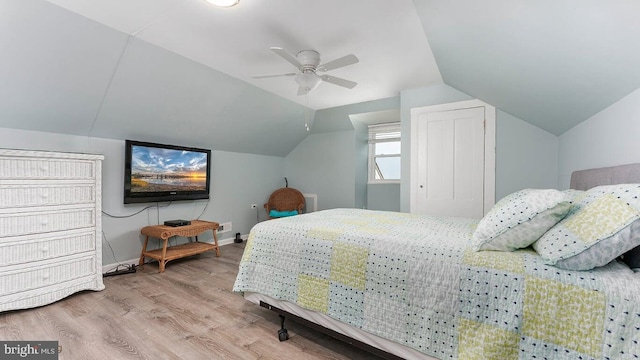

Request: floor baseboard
left=101, top=234, right=247, bottom=273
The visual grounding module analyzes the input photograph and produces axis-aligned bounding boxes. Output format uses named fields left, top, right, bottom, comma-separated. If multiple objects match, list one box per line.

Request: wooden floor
left=0, top=243, right=384, bottom=360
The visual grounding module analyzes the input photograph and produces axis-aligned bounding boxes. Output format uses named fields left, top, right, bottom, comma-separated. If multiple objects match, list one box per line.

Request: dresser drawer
left=0, top=183, right=95, bottom=209
left=0, top=277, right=103, bottom=312
left=0, top=157, right=96, bottom=180
left=0, top=230, right=96, bottom=266
left=0, top=206, right=95, bottom=238
left=0, top=255, right=96, bottom=296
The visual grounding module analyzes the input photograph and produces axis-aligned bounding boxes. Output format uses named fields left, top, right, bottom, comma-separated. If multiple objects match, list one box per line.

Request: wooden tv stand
left=139, top=220, right=219, bottom=273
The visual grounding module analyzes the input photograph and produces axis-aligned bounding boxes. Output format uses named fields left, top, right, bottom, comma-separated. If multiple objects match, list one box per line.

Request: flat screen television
left=124, top=140, right=211, bottom=204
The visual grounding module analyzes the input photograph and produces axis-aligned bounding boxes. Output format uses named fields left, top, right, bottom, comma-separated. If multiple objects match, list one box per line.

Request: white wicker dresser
left=0, top=149, right=104, bottom=312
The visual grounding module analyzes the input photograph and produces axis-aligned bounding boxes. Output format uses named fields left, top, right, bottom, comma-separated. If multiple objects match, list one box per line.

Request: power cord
left=102, top=231, right=137, bottom=277
left=103, top=263, right=136, bottom=277
left=196, top=199, right=211, bottom=220
left=102, top=202, right=170, bottom=218
left=101, top=201, right=173, bottom=277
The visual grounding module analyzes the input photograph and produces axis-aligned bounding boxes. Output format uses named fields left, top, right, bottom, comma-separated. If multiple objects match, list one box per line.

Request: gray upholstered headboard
left=570, top=163, right=640, bottom=268
left=570, top=163, right=640, bottom=191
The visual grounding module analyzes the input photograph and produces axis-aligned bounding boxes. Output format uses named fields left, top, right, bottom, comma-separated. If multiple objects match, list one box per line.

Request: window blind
left=368, top=122, right=401, bottom=143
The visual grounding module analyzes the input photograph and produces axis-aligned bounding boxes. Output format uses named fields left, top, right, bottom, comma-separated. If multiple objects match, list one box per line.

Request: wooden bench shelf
left=139, top=220, right=219, bottom=273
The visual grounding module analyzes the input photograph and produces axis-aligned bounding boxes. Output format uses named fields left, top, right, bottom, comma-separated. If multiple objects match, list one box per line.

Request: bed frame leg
left=278, top=314, right=289, bottom=341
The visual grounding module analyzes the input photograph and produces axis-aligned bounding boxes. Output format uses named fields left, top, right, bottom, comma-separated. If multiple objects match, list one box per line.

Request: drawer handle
left=40, top=192, right=49, bottom=199
left=41, top=220, right=48, bottom=226
left=42, top=273, right=50, bottom=280
left=41, top=246, right=49, bottom=253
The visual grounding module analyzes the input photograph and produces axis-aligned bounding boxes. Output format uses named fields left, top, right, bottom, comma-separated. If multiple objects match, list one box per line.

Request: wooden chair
left=264, top=187, right=305, bottom=219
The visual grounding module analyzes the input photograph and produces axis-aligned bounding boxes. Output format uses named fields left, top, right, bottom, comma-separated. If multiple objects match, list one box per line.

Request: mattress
left=233, top=208, right=640, bottom=359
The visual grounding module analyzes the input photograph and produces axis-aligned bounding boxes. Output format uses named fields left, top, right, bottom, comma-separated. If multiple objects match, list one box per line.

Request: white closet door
left=412, top=107, right=486, bottom=218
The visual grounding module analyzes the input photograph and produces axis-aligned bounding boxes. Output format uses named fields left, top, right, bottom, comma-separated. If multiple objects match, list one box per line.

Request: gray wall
left=558, top=87, right=640, bottom=188
left=1, top=0, right=313, bottom=158
left=0, top=82, right=580, bottom=269
left=284, top=131, right=356, bottom=211
left=289, top=97, right=401, bottom=210
left=367, top=184, right=401, bottom=211
left=495, top=110, right=558, bottom=200
left=297, top=83, right=562, bottom=213
left=0, top=127, right=284, bottom=268
left=399, top=83, right=560, bottom=211
left=352, top=118, right=369, bottom=210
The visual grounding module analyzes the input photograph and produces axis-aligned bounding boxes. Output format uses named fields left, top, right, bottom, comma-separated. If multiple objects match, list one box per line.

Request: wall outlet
left=218, top=222, right=232, bottom=234
left=250, top=204, right=257, bottom=209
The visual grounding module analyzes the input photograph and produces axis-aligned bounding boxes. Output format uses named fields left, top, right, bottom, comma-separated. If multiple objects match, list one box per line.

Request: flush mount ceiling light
left=295, top=71, right=322, bottom=94
left=204, top=0, right=239, bottom=7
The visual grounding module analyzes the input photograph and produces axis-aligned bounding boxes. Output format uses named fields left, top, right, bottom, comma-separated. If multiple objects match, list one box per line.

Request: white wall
left=0, top=127, right=284, bottom=269
left=558, top=87, right=640, bottom=188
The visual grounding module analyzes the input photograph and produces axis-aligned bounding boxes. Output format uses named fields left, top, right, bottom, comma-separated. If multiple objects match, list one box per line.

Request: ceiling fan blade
left=321, top=75, right=357, bottom=89
left=270, top=47, right=302, bottom=70
left=317, top=54, right=359, bottom=72
left=252, top=73, right=297, bottom=79
left=297, top=85, right=311, bottom=96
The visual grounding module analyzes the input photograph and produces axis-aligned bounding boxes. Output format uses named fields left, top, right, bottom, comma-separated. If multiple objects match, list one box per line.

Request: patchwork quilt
left=232, top=208, right=640, bottom=359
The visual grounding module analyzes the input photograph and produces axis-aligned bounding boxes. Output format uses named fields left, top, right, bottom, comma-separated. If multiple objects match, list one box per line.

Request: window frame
left=367, top=122, right=401, bottom=184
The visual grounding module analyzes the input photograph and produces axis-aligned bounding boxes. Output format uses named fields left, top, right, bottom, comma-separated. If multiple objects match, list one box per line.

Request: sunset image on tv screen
left=130, top=145, right=208, bottom=193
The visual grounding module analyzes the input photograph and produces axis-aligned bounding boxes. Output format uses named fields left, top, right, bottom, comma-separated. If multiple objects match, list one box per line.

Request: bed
left=233, top=164, right=640, bottom=359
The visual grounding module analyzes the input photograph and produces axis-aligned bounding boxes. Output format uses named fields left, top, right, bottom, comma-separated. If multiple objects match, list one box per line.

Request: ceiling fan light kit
left=253, top=47, right=359, bottom=95
left=204, top=0, right=239, bottom=7
left=295, top=72, right=322, bottom=95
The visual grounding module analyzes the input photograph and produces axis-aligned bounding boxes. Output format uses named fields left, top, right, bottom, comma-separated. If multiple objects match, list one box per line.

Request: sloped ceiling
left=413, top=0, right=640, bottom=135
left=43, top=0, right=441, bottom=111
left=0, top=0, right=315, bottom=156
left=1, top=0, right=639, bottom=157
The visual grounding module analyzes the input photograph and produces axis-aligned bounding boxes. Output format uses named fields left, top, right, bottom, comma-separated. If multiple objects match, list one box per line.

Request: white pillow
left=471, top=189, right=571, bottom=252
left=534, top=184, right=640, bottom=270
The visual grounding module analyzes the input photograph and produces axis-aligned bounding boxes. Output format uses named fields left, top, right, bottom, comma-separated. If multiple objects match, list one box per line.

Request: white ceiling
left=45, top=0, right=442, bottom=111
left=2, top=0, right=640, bottom=157
left=415, top=0, right=640, bottom=135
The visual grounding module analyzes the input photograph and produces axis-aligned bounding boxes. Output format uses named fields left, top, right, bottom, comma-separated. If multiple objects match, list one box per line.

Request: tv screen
left=124, top=140, right=211, bottom=204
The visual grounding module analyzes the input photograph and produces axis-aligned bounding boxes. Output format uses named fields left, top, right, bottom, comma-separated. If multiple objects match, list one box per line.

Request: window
left=368, top=122, right=401, bottom=183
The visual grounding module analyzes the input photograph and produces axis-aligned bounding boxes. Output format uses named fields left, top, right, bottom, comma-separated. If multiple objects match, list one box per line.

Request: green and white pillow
left=471, top=189, right=572, bottom=252
left=533, top=184, right=640, bottom=270
left=562, top=189, right=586, bottom=204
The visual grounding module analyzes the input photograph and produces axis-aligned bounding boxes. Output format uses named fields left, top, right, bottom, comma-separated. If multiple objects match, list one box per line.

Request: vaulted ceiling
left=414, top=0, right=640, bottom=135
left=1, top=0, right=639, bottom=156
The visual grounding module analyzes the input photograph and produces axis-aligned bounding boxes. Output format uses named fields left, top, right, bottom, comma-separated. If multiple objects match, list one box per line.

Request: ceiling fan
left=253, top=47, right=359, bottom=96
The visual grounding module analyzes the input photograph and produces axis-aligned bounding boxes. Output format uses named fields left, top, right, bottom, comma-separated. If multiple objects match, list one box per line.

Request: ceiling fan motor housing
left=296, top=50, right=321, bottom=70
left=295, top=50, right=322, bottom=91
